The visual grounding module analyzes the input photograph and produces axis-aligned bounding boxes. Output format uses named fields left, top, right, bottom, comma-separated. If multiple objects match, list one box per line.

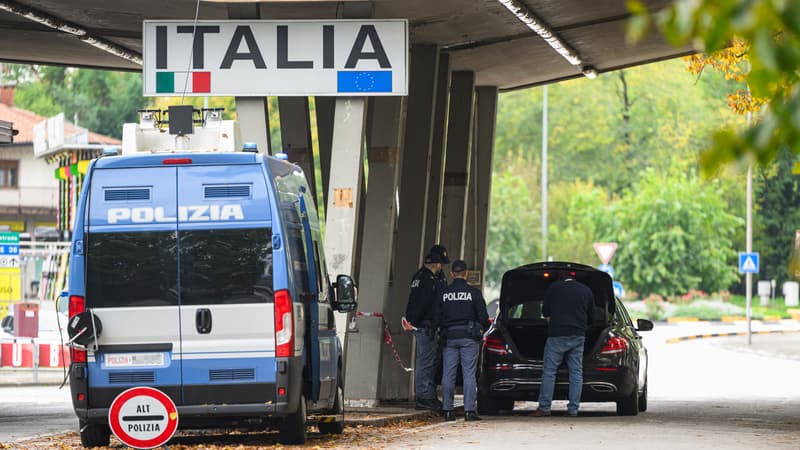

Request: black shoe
left=465, top=411, right=481, bottom=421
left=415, top=398, right=439, bottom=411
left=444, top=410, right=456, bottom=421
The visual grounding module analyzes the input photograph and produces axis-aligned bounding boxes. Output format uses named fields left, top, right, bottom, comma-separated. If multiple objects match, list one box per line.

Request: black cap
left=451, top=259, right=468, bottom=273
left=424, top=252, right=442, bottom=264
left=429, top=244, right=451, bottom=264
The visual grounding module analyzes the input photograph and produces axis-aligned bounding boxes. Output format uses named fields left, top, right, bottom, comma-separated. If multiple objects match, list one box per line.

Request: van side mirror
left=636, top=318, right=654, bottom=332
left=334, top=275, right=357, bottom=313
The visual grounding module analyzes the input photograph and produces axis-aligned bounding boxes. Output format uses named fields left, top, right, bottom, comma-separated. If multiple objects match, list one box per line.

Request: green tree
left=605, top=167, right=742, bottom=297
left=754, top=148, right=800, bottom=284
left=546, top=180, right=614, bottom=264
left=628, top=0, right=800, bottom=172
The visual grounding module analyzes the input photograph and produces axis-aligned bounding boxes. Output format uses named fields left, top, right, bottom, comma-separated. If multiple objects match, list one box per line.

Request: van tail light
left=274, top=290, right=294, bottom=357
left=68, top=295, right=87, bottom=363
left=483, top=332, right=509, bottom=355
left=599, top=336, right=628, bottom=355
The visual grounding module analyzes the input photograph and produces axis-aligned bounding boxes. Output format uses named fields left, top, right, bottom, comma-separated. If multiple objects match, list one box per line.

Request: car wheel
left=477, top=389, right=514, bottom=415
left=616, top=384, right=639, bottom=416
left=319, top=378, right=345, bottom=435
left=279, top=393, right=307, bottom=444
left=79, top=421, right=110, bottom=448
left=638, top=382, right=648, bottom=412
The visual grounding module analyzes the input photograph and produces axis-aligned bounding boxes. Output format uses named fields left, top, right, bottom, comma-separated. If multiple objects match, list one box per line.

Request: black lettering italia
left=221, top=26, right=267, bottom=69
left=277, top=25, right=313, bottom=69
left=345, top=25, right=391, bottom=69
left=156, top=26, right=167, bottom=69
left=177, top=25, right=221, bottom=69
left=323, top=25, right=334, bottom=68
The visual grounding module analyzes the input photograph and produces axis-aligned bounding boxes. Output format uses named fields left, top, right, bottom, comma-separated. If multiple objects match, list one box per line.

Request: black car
left=478, top=261, right=653, bottom=416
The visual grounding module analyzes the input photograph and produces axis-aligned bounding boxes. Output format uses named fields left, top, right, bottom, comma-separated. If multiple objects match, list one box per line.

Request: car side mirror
left=1, top=315, right=12, bottom=333
left=333, top=275, right=357, bottom=313
left=636, top=318, right=654, bottom=332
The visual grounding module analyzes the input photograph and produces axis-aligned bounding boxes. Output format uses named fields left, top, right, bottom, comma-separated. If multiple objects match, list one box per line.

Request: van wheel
left=279, top=393, right=307, bottom=445
left=79, top=421, right=110, bottom=448
left=477, top=390, right=513, bottom=415
left=319, top=379, right=345, bottom=435
left=616, top=384, right=639, bottom=416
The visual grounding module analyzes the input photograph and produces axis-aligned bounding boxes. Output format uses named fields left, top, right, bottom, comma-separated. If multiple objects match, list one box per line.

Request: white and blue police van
left=66, top=108, right=356, bottom=447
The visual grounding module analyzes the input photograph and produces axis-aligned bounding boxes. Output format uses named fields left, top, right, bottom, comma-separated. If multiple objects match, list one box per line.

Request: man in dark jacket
left=531, top=274, right=595, bottom=417
left=405, top=252, right=445, bottom=411
left=438, top=259, right=489, bottom=421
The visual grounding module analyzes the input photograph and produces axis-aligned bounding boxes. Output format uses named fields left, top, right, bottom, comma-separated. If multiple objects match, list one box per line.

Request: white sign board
left=143, top=20, right=408, bottom=97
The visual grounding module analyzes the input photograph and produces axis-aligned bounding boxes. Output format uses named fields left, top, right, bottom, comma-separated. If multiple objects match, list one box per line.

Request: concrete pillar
left=323, top=97, right=367, bottom=347
left=423, top=53, right=451, bottom=250
left=463, top=87, right=498, bottom=287
left=315, top=96, right=335, bottom=210
left=278, top=97, right=317, bottom=201
left=228, top=4, right=271, bottom=154
left=385, top=44, right=439, bottom=401
left=440, top=71, right=476, bottom=259
left=344, top=97, right=406, bottom=406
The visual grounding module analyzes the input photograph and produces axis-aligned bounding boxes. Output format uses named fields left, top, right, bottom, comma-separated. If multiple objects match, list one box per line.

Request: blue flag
left=337, top=71, right=392, bottom=93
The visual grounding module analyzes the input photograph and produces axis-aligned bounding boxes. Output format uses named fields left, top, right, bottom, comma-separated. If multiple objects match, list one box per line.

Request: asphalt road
left=1, top=321, right=799, bottom=448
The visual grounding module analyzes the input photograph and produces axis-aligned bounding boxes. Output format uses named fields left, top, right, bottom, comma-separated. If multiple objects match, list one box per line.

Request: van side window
left=313, top=241, right=329, bottom=303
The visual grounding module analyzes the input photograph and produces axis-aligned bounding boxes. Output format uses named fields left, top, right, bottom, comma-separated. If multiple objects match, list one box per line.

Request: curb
left=345, top=409, right=438, bottom=427
left=665, top=328, right=800, bottom=344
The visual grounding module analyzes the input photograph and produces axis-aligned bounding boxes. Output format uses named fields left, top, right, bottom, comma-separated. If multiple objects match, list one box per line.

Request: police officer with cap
left=404, top=251, right=445, bottom=411
left=438, top=259, right=489, bottom=421
left=428, top=244, right=451, bottom=291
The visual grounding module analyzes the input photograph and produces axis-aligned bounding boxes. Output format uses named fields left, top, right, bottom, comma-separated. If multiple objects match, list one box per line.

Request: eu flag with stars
left=337, top=71, right=392, bottom=93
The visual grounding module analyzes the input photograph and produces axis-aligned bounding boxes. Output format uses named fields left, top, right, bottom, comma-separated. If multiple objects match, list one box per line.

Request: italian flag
left=156, top=71, right=211, bottom=94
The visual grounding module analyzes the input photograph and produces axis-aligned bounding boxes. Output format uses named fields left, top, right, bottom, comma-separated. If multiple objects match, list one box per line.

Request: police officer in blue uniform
left=428, top=244, right=451, bottom=291
left=405, top=252, right=446, bottom=411
left=438, top=259, right=489, bottom=421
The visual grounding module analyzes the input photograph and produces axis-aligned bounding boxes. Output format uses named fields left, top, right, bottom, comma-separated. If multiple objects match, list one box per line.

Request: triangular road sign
left=593, top=242, right=617, bottom=265
left=742, top=256, right=756, bottom=272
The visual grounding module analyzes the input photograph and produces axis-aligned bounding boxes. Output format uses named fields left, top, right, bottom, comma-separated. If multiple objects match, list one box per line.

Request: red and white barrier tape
left=353, top=311, right=413, bottom=373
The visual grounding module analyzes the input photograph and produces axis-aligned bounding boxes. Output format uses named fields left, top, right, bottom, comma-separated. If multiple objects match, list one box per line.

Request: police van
left=66, top=108, right=356, bottom=447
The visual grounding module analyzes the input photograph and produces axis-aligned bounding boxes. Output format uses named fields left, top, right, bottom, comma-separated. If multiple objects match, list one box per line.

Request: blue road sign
left=613, top=281, right=624, bottom=298
left=0, top=245, right=19, bottom=255
left=598, top=263, right=615, bottom=279
left=738, top=252, right=759, bottom=274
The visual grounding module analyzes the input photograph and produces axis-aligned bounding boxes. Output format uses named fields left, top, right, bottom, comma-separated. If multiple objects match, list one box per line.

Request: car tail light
left=162, top=158, right=192, bottom=165
left=483, top=333, right=509, bottom=355
left=274, top=289, right=294, bottom=357
left=68, top=295, right=87, bottom=363
left=599, top=336, right=628, bottom=355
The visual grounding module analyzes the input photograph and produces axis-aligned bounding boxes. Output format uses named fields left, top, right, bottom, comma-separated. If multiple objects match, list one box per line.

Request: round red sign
left=108, top=386, right=179, bottom=449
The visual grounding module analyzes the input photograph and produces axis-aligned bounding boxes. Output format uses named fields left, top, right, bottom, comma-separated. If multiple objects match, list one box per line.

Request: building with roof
left=0, top=84, right=119, bottom=239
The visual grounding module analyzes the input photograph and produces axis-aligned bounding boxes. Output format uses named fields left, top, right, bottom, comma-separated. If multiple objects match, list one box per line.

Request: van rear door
left=85, top=167, right=181, bottom=405
left=176, top=164, right=276, bottom=405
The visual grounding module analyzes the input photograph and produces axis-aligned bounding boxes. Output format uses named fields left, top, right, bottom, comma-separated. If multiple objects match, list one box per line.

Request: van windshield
left=86, top=228, right=273, bottom=308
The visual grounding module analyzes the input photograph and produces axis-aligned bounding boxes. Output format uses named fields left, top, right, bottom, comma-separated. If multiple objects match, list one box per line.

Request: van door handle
left=196, top=308, right=212, bottom=334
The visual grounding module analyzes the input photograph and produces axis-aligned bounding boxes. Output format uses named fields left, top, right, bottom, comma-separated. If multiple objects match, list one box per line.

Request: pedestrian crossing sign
left=738, top=252, right=759, bottom=274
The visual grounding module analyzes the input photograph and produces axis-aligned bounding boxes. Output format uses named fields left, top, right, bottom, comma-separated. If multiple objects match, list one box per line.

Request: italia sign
left=143, top=20, right=408, bottom=96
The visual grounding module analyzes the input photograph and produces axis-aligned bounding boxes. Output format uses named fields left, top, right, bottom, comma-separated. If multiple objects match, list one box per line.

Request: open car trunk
left=499, top=261, right=615, bottom=360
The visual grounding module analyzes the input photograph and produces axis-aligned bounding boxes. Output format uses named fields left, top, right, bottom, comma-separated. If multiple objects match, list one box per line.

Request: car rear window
left=86, top=228, right=273, bottom=308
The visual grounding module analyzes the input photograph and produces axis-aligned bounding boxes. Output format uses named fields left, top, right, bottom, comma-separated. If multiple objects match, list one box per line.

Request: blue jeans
left=442, top=338, right=479, bottom=412
left=413, top=328, right=438, bottom=400
left=538, top=335, right=585, bottom=414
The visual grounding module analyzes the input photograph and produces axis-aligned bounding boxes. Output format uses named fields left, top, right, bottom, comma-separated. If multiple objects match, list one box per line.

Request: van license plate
left=105, top=353, right=165, bottom=368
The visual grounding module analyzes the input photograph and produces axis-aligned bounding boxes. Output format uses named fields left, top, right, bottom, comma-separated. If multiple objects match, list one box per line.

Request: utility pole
left=746, top=108, right=753, bottom=345
left=541, top=85, right=548, bottom=261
